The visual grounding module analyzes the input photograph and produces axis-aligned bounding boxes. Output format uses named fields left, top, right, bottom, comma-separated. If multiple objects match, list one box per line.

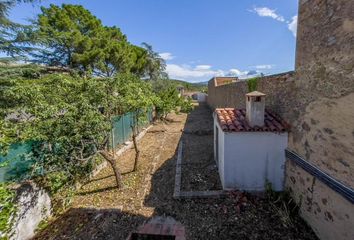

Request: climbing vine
left=247, top=77, right=259, bottom=92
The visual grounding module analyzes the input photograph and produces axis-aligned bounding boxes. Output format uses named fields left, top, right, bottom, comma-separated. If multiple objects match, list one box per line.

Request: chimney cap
left=246, top=91, right=266, bottom=97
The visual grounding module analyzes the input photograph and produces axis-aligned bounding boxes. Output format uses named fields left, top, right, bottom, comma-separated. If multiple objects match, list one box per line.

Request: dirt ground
left=33, top=104, right=318, bottom=240
left=181, top=103, right=222, bottom=191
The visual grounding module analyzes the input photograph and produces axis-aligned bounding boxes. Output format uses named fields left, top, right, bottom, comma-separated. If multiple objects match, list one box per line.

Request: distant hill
left=169, top=79, right=207, bottom=92
left=193, top=81, right=208, bottom=86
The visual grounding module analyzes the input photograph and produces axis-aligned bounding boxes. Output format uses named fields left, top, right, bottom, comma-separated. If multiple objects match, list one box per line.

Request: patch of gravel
left=181, top=103, right=222, bottom=191
left=33, top=108, right=318, bottom=240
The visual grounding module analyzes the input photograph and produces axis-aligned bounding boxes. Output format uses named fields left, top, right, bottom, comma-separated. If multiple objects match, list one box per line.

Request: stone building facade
left=286, top=1, right=354, bottom=239
left=207, top=1, right=354, bottom=239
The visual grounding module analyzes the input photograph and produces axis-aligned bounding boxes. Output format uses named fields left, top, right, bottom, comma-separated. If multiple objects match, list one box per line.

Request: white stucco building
left=214, top=91, right=289, bottom=191
left=192, top=92, right=207, bottom=102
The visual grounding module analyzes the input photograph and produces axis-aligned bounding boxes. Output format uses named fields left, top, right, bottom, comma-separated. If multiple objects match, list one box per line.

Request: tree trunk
left=100, top=151, right=123, bottom=188
left=132, top=130, right=140, bottom=171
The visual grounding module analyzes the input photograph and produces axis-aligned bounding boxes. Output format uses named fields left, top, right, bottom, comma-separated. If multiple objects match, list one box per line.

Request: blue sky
left=9, top=0, right=299, bottom=82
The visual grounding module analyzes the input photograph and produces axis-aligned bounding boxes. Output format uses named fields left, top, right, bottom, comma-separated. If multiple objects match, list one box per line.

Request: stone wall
left=10, top=182, right=51, bottom=240
left=286, top=0, right=354, bottom=239
left=207, top=0, right=354, bottom=239
left=207, top=71, right=295, bottom=116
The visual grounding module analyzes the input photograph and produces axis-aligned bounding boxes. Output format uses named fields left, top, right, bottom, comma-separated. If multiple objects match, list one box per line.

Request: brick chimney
left=246, top=91, right=266, bottom=127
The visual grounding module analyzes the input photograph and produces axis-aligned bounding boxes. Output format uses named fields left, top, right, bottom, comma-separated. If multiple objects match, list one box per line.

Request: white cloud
left=288, top=15, right=298, bottom=37
left=159, top=52, right=175, bottom=61
left=253, top=7, right=285, bottom=22
left=227, top=69, right=262, bottom=79
left=228, top=68, right=247, bottom=77
left=166, top=64, right=224, bottom=81
left=166, top=64, right=263, bottom=82
left=195, top=65, right=212, bottom=70
left=252, top=7, right=298, bottom=38
left=255, top=64, right=273, bottom=69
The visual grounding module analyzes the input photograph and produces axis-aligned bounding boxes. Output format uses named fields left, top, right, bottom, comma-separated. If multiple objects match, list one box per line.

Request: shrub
left=179, top=97, right=193, bottom=113
left=247, top=77, right=258, bottom=92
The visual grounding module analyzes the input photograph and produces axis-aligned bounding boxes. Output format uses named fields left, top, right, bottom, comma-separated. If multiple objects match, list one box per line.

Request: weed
left=265, top=181, right=300, bottom=228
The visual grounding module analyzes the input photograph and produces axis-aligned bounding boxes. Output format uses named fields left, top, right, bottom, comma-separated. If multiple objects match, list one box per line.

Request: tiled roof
left=215, top=108, right=289, bottom=133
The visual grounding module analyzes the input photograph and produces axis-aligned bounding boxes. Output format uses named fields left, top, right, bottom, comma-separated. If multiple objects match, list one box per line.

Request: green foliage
left=116, top=74, right=156, bottom=115
left=41, top=171, right=69, bottom=194
left=0, top=1, right=39, bottom=57
left=141, top=43, right=166, bottom=80
left=0, top=3, right=173, bottom=191
left=179, top=97, right=194, bottom=113
left=36, top=219, right=50, bottom=233
left=0, top=183, right=17, bottom=238
left=1, top=72, right=158, bottom=189
left=1, top=74, right=109, bottom=187
left=0, top=160, right=10, bottom=168
left=0, top=64, right=44, bottom=81
left=34, top=4, right=103, bottom=68
left=247, top=77, right=258, bottom=92
left=152, top=79, right=195, bottom=117
left=169, top=79, right=207, bottom=92
left=152, top=79, right=180, bottom=118
left=50, top=185, right=76, bottom=214
left=32, top=4, right=150, bottom=78
left=130, top=45, right=148, bottom=77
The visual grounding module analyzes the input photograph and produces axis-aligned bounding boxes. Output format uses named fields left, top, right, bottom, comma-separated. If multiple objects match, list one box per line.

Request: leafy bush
left=152, top=79, right=180, bottom=119
left=41, top=171, right=69, bottom=194
left=22, top=68, right=41, bottom=79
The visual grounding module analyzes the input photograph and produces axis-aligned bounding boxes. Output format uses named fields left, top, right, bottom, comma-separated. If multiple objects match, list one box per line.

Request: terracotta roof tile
left=215, top=108, right=289, bottom=133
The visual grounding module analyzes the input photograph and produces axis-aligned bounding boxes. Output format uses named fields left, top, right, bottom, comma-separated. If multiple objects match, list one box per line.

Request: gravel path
left=181, top=103, right=222, bottom=191
left=33, top=106, right=318, bottom=240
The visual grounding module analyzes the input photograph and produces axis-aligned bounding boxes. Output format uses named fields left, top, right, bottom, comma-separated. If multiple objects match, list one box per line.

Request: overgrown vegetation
left=1, top=73, right=157, bottom=189
left=0, top=183, right=17, bottom=239
left=247, top=77, right=258, bottom=92
left=265, top=181, right=300, bottom=228
left=0, top=2, right=194, bottom=222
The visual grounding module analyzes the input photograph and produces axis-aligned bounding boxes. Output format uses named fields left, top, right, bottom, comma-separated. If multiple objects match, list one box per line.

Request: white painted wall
left=196, top=93, right=207, bottom=102
left=214, top=116, right=288, bottom=191
left=214, top=114, right=225, bottom=187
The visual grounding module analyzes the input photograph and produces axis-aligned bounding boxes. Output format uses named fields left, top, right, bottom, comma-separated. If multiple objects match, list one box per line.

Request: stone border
left=173, top=141, right=183, bottom=198
left=173, top=140, right=226, bottom=199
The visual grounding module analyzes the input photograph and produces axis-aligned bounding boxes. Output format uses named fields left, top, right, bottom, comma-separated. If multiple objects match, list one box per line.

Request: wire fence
left=0, top=109, right=154, bottom=182
left=111, top=109, right=154, bottom=149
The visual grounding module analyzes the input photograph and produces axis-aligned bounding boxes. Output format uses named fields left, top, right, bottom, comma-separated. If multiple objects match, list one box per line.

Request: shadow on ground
left=33, top=104, right=318, bottom=240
